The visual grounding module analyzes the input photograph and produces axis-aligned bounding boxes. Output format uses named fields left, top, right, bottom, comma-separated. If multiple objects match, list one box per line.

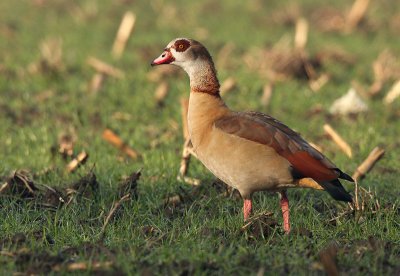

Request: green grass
left=0, top=0, right=399, bottom=274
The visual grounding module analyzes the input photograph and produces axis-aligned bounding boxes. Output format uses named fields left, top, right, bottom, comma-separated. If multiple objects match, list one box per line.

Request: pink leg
left=280, top=191, right=290, bottom=234
left=243, top=198, right=252, bottom=221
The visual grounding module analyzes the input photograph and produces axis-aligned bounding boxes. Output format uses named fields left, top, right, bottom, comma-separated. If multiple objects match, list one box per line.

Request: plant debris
left=27, top=37, right=64, bottom=74
left=0, top=170, right=38, bottom=198
left=87, top=57, right=125, bottom=79
left=102, top=128, right=140, bottom=159
left=117, top=169, right=141, bottom=199
left=318, top=242, right=339, bottom=276
left=384, top=80, right=400, bottom=105
left=154, top=81, right=169, bottom=107
left=4, top=242, right=121, bottom=274
left=241, top=212, right=278, bottom=240
left=100, top=193, right=131, bottom=239
left=352, top=147, right=385, bottom=181
left=111, top=11, right=136, bottom=59
left=323, top=124, right=353, bottom=158
left=369, top=50, right=400, bottom=96
left=66, top=151, right=89, bottom=172
left=65, top=169, right=99, bottom=203
left=329, top=88, right=368, bottom=116
left=55, top=132, right=76, bottom=159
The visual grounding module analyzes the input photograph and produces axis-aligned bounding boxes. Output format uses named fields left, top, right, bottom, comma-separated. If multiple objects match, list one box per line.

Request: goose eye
left=174, top=39, right=190, bottom=52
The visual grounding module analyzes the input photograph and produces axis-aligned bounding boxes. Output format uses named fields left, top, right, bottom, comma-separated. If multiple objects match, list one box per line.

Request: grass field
left=0, top=0, right=399, bottom=274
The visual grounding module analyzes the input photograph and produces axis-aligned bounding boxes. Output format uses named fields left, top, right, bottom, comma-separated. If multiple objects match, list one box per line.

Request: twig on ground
left=66, top=151, right=89, bottom=172
left=0, top=250, right=14, bottom=257
left=177, top=175, right=201, bottom=186
left=261, top=83, right=273, bottom=107
left=87, top=57, right=125, bottom=79
left=354, top=179, right=360, bottom=211
left=241, top=212, right=274, bottom=231
left=0, top=182, right=9, bottom=194
left=369, top=50, right=400, bottom=96
left=89, top=72, right=106, bottom=94
left=154, top=81, right=169, bottom=106
left=54, top=261, right=114, bottom=272
left=309, top=73, right=329, bottom=92
left=323, top=124, right=353, bottom=158
left=111, top=11, right=136, bottom=59
left=102, top=129, right=139, bottom=159
left=352, top=147, right=385, bottom=181
left=344, top=0, right=370, bottom=33
left=294, top=17, right=308, bottom=50
left=383, top=80, right=400, bottom=104
left=100, top=193, right=131, bottom=239
left=164, top=194, right=182, bottom=206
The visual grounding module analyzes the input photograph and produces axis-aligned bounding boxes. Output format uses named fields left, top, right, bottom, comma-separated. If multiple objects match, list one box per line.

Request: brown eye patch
left=174, top=39, right=190, bottom=52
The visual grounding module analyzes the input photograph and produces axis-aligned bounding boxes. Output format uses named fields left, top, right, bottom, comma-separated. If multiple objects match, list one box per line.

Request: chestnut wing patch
left=214, top=112, right=339, bottom=181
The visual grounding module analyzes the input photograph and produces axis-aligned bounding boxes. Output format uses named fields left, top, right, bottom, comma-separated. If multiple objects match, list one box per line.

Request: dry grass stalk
left=0, top=182, right=9, bottom=194
left=177, top=175, right=201, bottom=186
left=111, top=111, right=132, bottom=121
left=178, top=138, right=192, bottom=177
left=352, top=147, right=385, bottom=181
left=354, top=183, right=380, bottom=215
left=89, top=72, right=106, bottom=93
left=40, top=37, right=63, bottom=67
left=294, top=17, right=308, bottom=50
left=154, top=81, right=169, bottom=106
left=180, top=97, right=189, bottom=140
left=54, top=261, right=113, bottom=272
left=100, top=193, right=131, bottom=238
left=344, top=0, right=370, bottom=33
left=87, top=57, right=124, bottom=79
left=164, top=194, right=182, bottom=206
left=369, top=50, right=400, bottom=96
left=0, top=250, right=14, bottom=257
left=102, top=129, right=139, bottom=159
left=323, top=124, right=352, bottom=158
left=241, top=211, right=274, bottom=230
left=66, top=151, right=88, bottom=172
left=354, top=179, right=360, bottom=211
left=261, top=83, right=273, bottom=107
left=168, top=119, right=179, bottom=131
left=311, top=7, right=345, bottom=32
left=309, top=73, right=330, bottom=92
left=28, top=37, right=64, bottom=74
left=383, top=80, right=400, bottom=104
left=112, top=11, right=136, bottom=59
left=58, top=133, right=75, bottom=157
left=220, top=77, right=237, bottom=96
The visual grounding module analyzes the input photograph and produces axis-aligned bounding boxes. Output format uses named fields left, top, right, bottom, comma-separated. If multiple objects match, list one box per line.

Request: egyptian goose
left=151, top=38, right=353, bottom=234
